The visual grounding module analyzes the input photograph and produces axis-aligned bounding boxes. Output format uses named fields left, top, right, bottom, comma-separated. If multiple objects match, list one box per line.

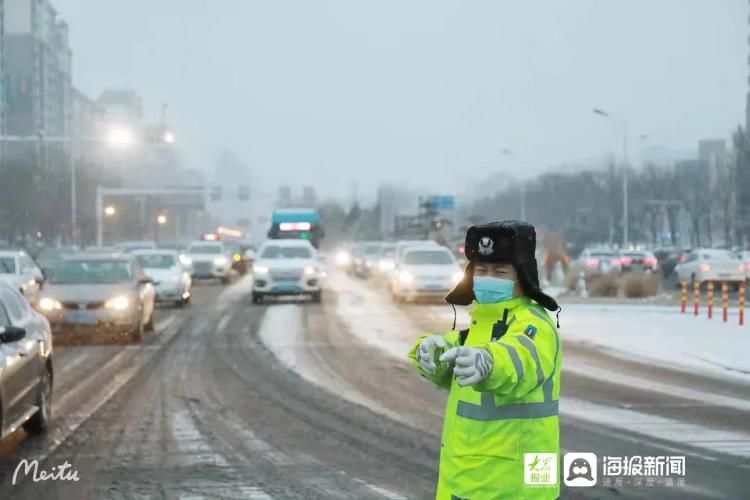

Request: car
left=186, top=241, right=232, bottom=283
left=83, top=246, right=119, bottom=254
left=674, top=249, right=745, bottom=287
left=251, top=239, right=323, bottom=304
left=619, top=250, right=659, bottom=273
left=352, top=242, right=384, bottom=278
left=133, top=250, right=192, bottom=307
left=37, top=254, right=156, bottom=342
left=34, top=246, right=79, bottom=278
left=116, top=241, right=157, bottom=254
left=389, top=240, right=441, bottom=289
left=0, top=282, right=53, bottom=439
left=394, top=240, right=439, bottom=269
left=375, top=243, right=397, bottom=275
left=0, top=250, right=44, bottom=304
left=570, top=248, right=623, bottom=275
left=390, top=246, right=463, bottom=303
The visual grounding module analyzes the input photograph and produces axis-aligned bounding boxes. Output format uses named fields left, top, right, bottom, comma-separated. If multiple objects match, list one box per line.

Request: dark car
left=0, top=282, right=53, bottom=439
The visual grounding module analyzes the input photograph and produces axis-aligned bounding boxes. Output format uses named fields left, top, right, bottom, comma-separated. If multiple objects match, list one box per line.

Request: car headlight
left=214, top=257, right=228, bottom=266
left=335, top=251, right=351, bottom=266
left=254, top=265, right=269, bottom=275
left=398, top=271, right=414, bottom=284
left=233, top=253, right=242, bottom=262
left=39, top=297, right=62, bottom=312
left=179, top=254, right=192, bottom=266
left=304, top=265, right=317, bottom=276
left=452, top=271, right=464, bottom=284
left=379, top=260, right=395, bottom=272
left=105, top=296, right=131, bottom=311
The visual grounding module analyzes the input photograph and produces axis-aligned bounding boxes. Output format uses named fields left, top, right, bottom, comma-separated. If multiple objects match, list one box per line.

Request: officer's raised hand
left=416, top=335, right=449, bottom=374
left=440, top=346, right=493, bottom=387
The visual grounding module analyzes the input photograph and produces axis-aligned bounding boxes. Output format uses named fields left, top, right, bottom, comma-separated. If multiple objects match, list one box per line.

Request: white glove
left=439, top=346, right=493, bottom=387
left=416, top=335, right=448, bottom=374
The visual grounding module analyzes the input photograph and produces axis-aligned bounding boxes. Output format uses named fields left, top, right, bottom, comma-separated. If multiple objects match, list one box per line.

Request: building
left=97, top=89, right=143, bottom=129
left=0, top=0, right=5, bottom=140
left=3, top=0, right=71, bottom=141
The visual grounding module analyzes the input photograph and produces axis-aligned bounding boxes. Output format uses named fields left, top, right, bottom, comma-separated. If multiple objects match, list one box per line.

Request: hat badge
left=478, top=236, right=494, bottom=256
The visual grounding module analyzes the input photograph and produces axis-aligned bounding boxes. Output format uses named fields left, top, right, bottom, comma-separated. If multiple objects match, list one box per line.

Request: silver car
left=38, top=254, right=156, bottom=342
left=133, top=250, right=192, bottom=307
left=0, top=282, right=53, bottom=439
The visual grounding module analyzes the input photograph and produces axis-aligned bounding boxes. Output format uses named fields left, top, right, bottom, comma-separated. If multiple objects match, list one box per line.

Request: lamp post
left=593, top=108, right=630, bottom=248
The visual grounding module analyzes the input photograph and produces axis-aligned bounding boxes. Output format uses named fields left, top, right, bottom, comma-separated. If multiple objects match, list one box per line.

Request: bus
left=267, top=208, right=324, bottom=248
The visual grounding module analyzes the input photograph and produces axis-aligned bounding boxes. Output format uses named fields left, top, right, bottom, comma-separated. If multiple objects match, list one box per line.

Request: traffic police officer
left=408, top=221, right=562, bottom=499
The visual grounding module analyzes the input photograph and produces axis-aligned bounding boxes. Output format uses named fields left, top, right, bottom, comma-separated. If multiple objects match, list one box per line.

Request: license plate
left=719, top=273, right=731, bottom=278
left=66, top=311, right=97, bottom=324
left=423, top=284, right=443, bottom=291
left=276, top=284, right=299, bottom=291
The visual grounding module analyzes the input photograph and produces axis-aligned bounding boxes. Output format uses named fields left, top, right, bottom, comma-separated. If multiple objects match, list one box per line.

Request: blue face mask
left=473, top=277, right=515, bottom=304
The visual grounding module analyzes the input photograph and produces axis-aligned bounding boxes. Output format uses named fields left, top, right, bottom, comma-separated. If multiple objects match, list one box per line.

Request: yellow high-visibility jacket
left=408, top=296, right=561, bottom=499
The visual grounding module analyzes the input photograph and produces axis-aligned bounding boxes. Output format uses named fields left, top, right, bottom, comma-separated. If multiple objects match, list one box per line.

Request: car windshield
left=50, top=260, right=132, bottom=284
left=189, top=245, right=223, bottom=254
left=363, top=245, right=382, bottom=255
left=120, top=244, right=154, bottom=253
left=0, top=257, right=16, bottom=274
left=590, top=252, right=615, bottom=258
left=135, top=254, right=177, bottom=269
left=37, top=248, right=74, bottom=260
left=703, top=251, right=736, bottom=261
left=403, top=250, right=454, bottom=265
left=260, top=246, right=313, bottom=259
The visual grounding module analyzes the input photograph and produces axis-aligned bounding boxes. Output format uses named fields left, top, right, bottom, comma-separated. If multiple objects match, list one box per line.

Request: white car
left=571, top=248, right=623, bottom=275
left=740, top=251, right=750, bottom=281
left=675, top=249, right=745, bottom=286
left=0, top=250, right=44, bottom=304
left=391, top=246, right=463, bottom=303
left=186, top=241, right=232, bottom=283
left=251, top=240, right=323, bottom=304
left=133, top=250, right=192, bottom=306
left=388, top=240, right=439, bottom=282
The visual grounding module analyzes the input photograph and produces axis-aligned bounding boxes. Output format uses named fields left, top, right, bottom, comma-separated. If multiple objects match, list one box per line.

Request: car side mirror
left=0, top=326, right=26, bottom=343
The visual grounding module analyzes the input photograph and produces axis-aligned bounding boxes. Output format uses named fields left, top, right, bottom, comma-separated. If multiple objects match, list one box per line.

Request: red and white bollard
left=693, top=280, right=701, bottom=316
left=707, top=281, right=714, bottom=319
left=721, top=282, right=729, bottom=323
left=740, top=281, right=746, bottom=327
left=680, top=280, right=688, bottom=314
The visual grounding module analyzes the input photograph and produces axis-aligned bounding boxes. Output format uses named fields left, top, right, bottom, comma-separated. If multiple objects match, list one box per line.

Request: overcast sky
left=56, top=0, right=747, bottom=201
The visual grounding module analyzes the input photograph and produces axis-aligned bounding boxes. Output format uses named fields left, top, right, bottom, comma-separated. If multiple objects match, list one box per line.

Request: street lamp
left=157, top=214, right=167, bottom=225
left=104, top=205, right=116, bottom=217
left=106, top=125, right=135, bottom=149
left=593, top=108, right=630, bottom=248
left=162, top=130, right=175, bottom=145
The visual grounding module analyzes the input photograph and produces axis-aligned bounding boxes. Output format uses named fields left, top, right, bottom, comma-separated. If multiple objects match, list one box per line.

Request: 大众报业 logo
left=564, top=452, right=598, bottom=487
left=524, top=453, right=558, bottom=486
